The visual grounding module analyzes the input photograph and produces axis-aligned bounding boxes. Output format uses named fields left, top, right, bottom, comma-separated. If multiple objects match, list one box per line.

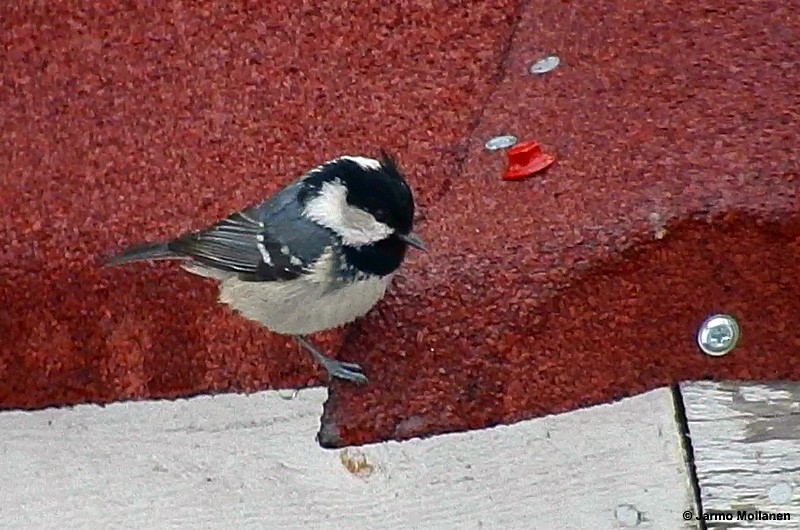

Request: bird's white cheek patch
left=303, top=181, right=393, bottom=246
left=340, top=205, right=393, bottom=245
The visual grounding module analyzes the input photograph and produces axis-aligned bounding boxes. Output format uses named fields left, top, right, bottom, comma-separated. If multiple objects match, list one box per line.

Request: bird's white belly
left=216, top=273, right=393, bottom=335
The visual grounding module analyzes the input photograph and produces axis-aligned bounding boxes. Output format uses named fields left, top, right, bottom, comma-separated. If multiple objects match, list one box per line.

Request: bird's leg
left=293, top=336, right=368, bottom=385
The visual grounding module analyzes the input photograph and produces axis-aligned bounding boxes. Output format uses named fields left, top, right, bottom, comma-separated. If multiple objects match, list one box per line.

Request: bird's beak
left=398, top=232, right=427, bottom=252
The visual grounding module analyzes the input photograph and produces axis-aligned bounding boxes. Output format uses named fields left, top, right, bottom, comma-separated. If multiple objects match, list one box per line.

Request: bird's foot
left=293, top=336, right=368, bottom=385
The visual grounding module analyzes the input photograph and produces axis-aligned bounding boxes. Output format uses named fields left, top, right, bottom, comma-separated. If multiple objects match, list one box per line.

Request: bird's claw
left=294, top=335, right=369, bottom=385
left=319, top=357, right=368, bottom=385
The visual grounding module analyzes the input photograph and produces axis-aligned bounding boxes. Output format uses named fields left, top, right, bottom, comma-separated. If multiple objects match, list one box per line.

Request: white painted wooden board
left=682, top=381, right=800, bottom=529
left=0, top=387, right=696, bottom=530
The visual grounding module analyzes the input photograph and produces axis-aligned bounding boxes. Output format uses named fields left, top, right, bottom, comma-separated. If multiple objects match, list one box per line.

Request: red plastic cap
left=503, top=140, right=555, bottom=180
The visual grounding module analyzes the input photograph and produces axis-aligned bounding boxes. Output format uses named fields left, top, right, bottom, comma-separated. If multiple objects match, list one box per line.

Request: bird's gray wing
left=168, top=183, right=336, bottom=282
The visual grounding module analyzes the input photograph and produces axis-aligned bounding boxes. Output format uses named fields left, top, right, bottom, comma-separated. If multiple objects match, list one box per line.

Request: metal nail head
left=529, top=55, right=560, bottom=75
left=697, top=314, right=740, bottom=356
left=485, top=135, right=518, bottom=151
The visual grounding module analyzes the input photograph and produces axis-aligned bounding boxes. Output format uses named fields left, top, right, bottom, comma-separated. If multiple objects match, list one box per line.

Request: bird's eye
left=373, top=209, right=389, bottom=223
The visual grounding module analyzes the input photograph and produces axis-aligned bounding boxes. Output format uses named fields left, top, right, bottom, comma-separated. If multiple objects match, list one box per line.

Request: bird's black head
left=299, top=150, right=424, bottom=252
left=339, top=150, right=415, bottom=236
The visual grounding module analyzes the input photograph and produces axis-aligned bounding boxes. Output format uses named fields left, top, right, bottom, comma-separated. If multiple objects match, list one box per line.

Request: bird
left=104, top=151, right=426, bottom=385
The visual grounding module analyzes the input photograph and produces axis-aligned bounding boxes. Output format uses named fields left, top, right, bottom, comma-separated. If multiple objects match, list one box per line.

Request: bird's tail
left=103, top=241, right=181, bottom=267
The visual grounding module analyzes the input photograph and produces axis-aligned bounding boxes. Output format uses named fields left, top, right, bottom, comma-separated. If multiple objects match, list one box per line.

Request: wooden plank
left=0, top=387, right=696, bottom=529
left=681, top=381, right=800, bottom=529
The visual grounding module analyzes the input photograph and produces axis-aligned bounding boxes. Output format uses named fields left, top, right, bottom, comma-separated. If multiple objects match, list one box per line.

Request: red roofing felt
left=1, top=2, right=798, bottom=446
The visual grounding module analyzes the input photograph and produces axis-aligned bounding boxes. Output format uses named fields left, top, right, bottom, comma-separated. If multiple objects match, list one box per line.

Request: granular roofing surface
left=2, top=1, right=798, bottom=447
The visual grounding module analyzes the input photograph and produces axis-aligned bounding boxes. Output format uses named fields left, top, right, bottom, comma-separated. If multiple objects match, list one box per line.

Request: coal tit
left=105, top=151, right=425, bottom=385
